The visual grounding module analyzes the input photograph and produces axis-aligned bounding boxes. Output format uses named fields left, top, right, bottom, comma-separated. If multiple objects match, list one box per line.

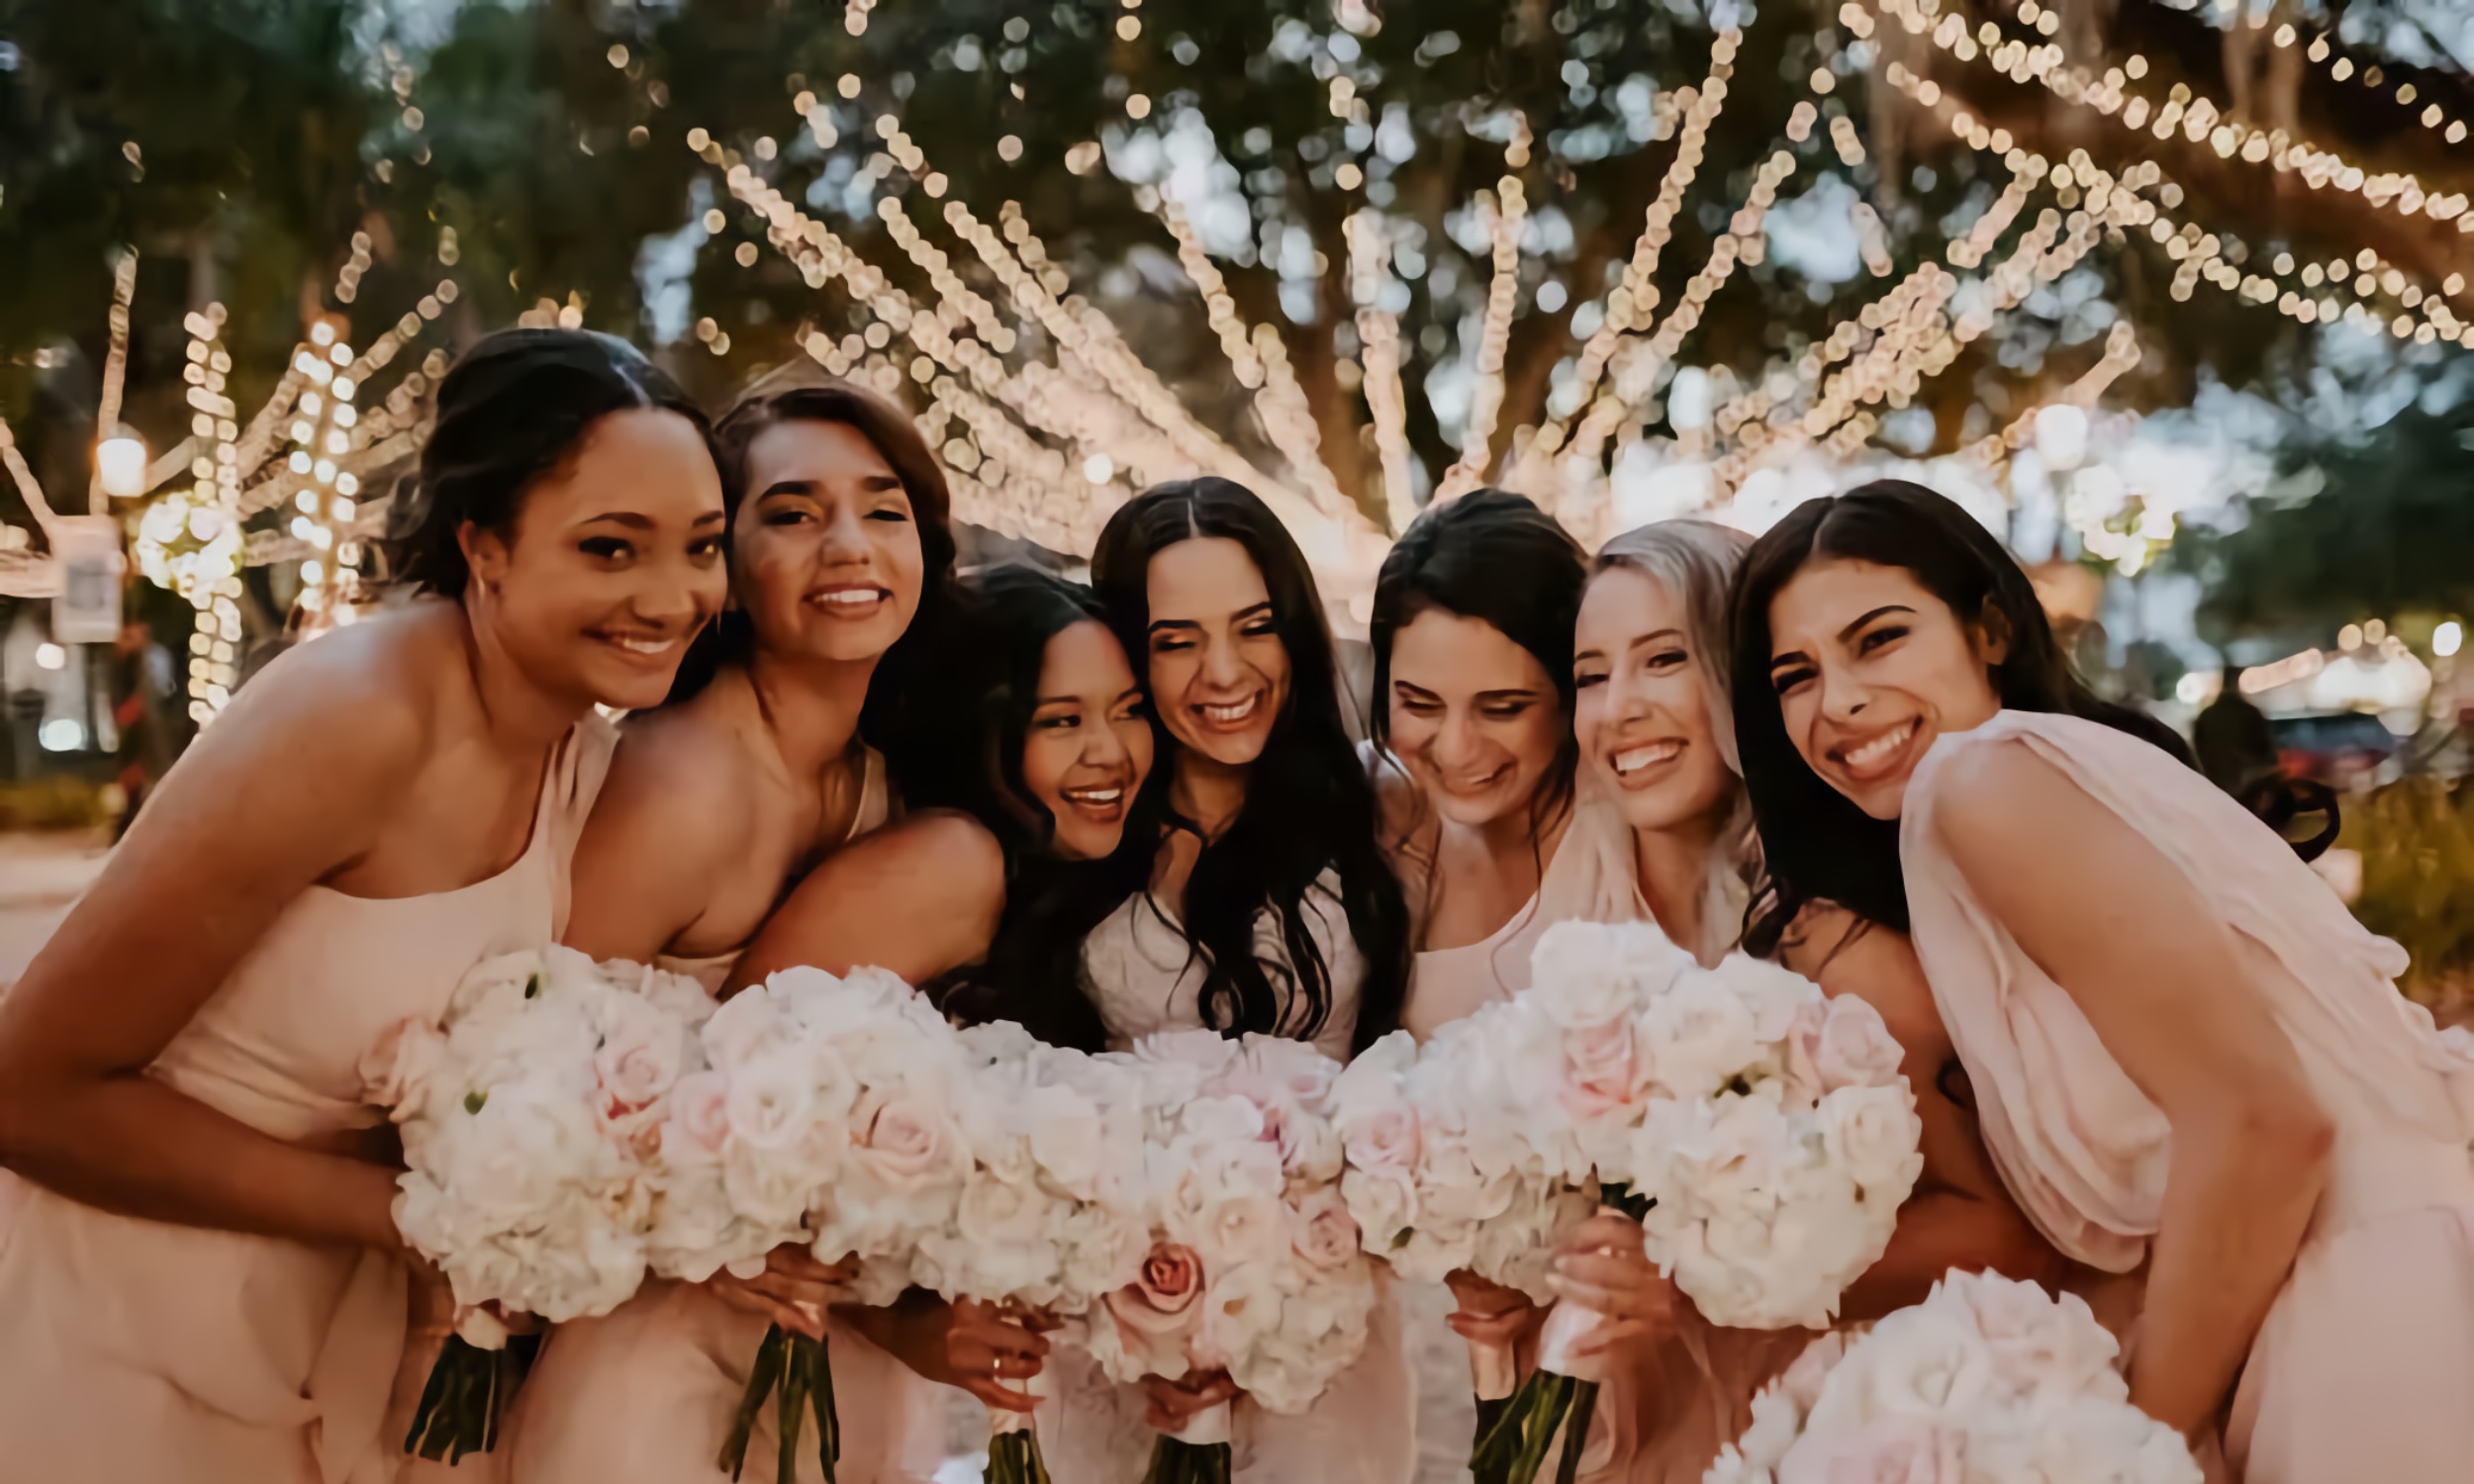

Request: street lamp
left=96, top=429, right=146, bottom=499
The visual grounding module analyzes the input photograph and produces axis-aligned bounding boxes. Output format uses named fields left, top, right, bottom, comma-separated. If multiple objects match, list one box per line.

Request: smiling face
left=1571, top=564, right=1738, bottom=835
left=1020, top=618, right=1155, bottom=860
left=462, top=407, right=727, bottom=710
left=733, top=417, right=925, bottom=664
left=1385, top=606, right=1564, bottom=829
left=1142, top=535, right=1292, bottom=768
left=1764, top=557, right=2005, bottom=819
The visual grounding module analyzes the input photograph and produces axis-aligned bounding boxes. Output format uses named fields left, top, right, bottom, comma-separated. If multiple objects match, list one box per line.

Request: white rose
left=1340, top=1165, right=1417, bottom=1250
left=1710, top=952, right=1824, bottom=1042
left=1941, top=1269, right=2124, bottom=1404
left=449, top=1078, right=605, bottom=1225
left=1641, top=976, right=1761, bottom=1101
left=1817, top=1084, right=1926, bottom=1198
left=723, top=1050, right=822, bottom=1152
left=1020, top=1079, right=1105, bottom=1199
left=1813, top=995, right=1906, bottom=1091
left=1528, top=920, right=1694, bottom=1029
left=720, top=1140, right=815, bottom=1230
left=1195, top=1259, right=1285, bottom=1369
left=1804, top=1301, right=2002, bottom=1436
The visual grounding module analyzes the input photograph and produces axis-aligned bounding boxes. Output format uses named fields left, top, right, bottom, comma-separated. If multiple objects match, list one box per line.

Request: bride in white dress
left=1028, top=478, right=1420, bottom=1484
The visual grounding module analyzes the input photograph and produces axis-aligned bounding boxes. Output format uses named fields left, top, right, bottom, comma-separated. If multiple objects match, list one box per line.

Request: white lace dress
left=1033, top=872, right=1417, bottom=1484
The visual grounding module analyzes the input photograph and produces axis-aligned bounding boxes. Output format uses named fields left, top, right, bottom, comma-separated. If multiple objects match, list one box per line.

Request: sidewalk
left=0, top=829, right=111, bottom=982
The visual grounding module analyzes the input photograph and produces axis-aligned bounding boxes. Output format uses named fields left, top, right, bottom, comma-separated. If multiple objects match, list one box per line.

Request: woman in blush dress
left=1372, top=505, right=2060, bottom=1483
left=725, top=564, right=1159, bottom=1426
left=1731, top=478, right=2474, bottom=1483
left=509, top=370, right=960, bottom=1484
left=1018, top=477, right=1417, bottom=1484
left=0, top=329, right=727, bottom=1484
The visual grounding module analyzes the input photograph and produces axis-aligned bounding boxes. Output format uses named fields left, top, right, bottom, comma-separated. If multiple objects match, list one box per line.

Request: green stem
left=985, top=1431, right=1055, bottom=1484
left=719, top=1324, right=791, bottom=1479
left=1554, top=1380, right=1601, bottom=1484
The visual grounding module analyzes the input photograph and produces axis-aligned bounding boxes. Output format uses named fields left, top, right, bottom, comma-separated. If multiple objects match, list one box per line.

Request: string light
left=1860, top=0, right=2474, bottom=264
left=2303, top=30, right=2471, bottom=149
left=1437, top=114, right=1532, bottom=504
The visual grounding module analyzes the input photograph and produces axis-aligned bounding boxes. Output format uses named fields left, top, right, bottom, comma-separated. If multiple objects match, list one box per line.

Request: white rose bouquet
left=1078, top=1030, right=1379, bottom=1484
left=693, top=964, right=978, bottom=1484
left=1419, top=921, right=1923, bottom=1484
left=366, top=948, right=714, bottom=1463
left=1704, top=1270, right=2201, bottom=1484
left=909, top=1020, right=1154, bottom=1484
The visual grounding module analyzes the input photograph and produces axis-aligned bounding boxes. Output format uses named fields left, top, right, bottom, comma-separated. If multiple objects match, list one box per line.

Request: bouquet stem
left=719, top=1323, right=840, bottom=1482
left=403, top=1310, right=537, bottom=1462
left=1469, top=1302, right=1610, bottom=1484
left=983, top=1363, right=1051, bottom=1484
left=1141, top=1399, right=1232, bottom=1484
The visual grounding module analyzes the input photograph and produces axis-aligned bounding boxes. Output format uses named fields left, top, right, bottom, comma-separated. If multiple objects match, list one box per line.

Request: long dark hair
left=913, top=565, right=1139, bottom=1053
left=1369, top=489, right=1586, bottom=897
left=1091, top=478, right=1412, bottom=1053
left=664, top=366, right=959, bottom=786
left=1729, top=480, right=2199, bottom=938
left=389, top=328, right=709, bottom=598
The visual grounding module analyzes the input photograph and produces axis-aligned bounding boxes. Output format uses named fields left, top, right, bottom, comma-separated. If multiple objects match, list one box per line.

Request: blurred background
left=0, top=0, right=2470, bottom=1040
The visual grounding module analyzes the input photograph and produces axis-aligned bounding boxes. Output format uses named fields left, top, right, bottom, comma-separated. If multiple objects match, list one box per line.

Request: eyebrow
left=1837, top=604, right=1915, bottom=642
left=577, top=511, right=655, bottom=530
left=1147, top=601, right=1272, bottom=635
left=756, top=474, right=906, bottom=500
left=1630, top=628, right=1686, bottom=648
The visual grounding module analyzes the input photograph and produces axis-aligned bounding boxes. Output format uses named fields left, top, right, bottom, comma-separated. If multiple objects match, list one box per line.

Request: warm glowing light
left=2435, top=621, right=2463, bottom=659
left=96, top=433, right=146, bottom=498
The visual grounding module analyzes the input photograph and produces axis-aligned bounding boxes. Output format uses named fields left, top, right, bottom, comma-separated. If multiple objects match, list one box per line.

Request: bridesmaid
left=726, top=563, right=1159, bottom=1414
left=0, top=328, right=725, bottom=1483
left=1732, top=478, right=2474, bottom=1481
left=1040, top=477, right=1417, bottom=1484
left=1372, top=503, right=2055, bottom=1482
left=509, top=369, right=960, bottom=1484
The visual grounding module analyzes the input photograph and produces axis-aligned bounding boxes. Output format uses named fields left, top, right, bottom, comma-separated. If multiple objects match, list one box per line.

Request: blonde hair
left=1588, top=519, right=1760, bottom=963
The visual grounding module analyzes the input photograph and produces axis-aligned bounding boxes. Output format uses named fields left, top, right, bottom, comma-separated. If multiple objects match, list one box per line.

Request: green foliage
left=2186, top=402, right=2474, bottom=641
left=2341, top=778, right=2474, bottom=1014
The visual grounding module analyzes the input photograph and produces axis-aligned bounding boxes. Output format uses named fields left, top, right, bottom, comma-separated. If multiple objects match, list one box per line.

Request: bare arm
left=1782, top=906, right=2061, bottom=1320
left=0, top=643, right=428, bottom=1251
left=1937, top=743, right=2331, bottom=1435
left=562, top=721, right=739, bottom=964
left=725, top=811, right=1007, bottom=990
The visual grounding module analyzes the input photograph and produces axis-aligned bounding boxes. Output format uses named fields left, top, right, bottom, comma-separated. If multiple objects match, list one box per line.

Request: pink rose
left=1105, top=1243, right=1206, bottom=1370
left=1778, top=1416, right=1963, bottom=1484
left=360, top=1017, right=448, bottom=1117
left=594, top=1009, right=683, bottom=1112
left=1949, top=1272, right=2118, bottom=1397
left=1289, top=1188, right=1362, bottom=1271
left=1339, top=1098, right=1421, bottom=1173
left=1560, top=1019, right=1645, bottom=1120
left=1814, top=995, right=1904, bottom=1091
left=849, top=1091, right=956, bottom=1188
left=662, top=1070, right=731, bottom=1162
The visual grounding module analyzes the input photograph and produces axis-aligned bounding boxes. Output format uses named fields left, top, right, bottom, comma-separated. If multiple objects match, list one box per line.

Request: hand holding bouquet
left=366, top=949, right=715, bottom=1462
left=1078, top=1031, right=1379, bottom=1484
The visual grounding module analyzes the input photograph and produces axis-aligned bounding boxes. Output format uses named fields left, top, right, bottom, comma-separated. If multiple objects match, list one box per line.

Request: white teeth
left=816, top=590, right=882, bottom=607
left=607, top=634, right=676, bottom=655
left=1065, top=788, right=1123, bottom=806
left=1611, top=740, right=1683, bottom=776
left=1200, top=696, right=1259, bottom=723
left=1844, top=723, right=1913, bottom=770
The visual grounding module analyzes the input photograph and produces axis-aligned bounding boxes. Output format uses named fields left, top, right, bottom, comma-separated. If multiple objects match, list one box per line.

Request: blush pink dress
left=1901, top=710, right=2474, bottom=1484
left=506, top=746, right=948, bottom=1484
left=0, top=718, right=615, bottom=1484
